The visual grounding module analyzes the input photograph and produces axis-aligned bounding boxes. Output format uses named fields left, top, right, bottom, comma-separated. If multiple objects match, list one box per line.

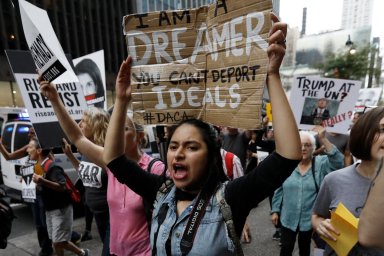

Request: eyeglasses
left=301, top=143, right=312, bottom=148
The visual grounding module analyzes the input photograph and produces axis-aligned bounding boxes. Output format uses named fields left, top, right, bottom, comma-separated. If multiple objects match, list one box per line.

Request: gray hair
left=299, top=130, right=316, bottom=154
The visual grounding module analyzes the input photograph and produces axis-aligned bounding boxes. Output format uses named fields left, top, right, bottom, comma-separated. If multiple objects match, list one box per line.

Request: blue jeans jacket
left=150, top=185, right=236, bottom=255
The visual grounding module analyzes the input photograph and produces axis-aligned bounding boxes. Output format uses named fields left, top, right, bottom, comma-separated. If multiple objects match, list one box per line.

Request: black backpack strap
left=146, top=158, right=159, bottom=173
left=41, top=158, right=54, bottom=173
left=143, top=158, right=168, bottom=235
left=147, top=158, right=167, bottom=181
left=311, top=156, right=319, bottom=193
left=215, top=183, right=244, bottom=256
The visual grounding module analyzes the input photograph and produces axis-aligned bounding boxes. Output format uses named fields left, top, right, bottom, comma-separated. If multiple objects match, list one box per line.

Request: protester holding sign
left=271, top=126, right=343, bottom=256
left=312, top=107, right=384, bottom=255
left=0, top=128, right=55, bottom=256
left=103, top=14, right=302, bottom=255
left=59, top=107, right=110, bottom=255
left=30, top=138, right=89, bottom=256
left=38, top=81, right=165, bottom=256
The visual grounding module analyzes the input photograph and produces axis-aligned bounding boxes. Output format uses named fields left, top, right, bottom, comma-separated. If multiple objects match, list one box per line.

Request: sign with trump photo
left=290, top=75, right=361, bottom=134
left=124, top=0, right=273, bottom=129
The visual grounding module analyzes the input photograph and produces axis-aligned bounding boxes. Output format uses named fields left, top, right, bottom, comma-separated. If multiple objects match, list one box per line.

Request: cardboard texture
left=124, top=0, right=272, bottom=128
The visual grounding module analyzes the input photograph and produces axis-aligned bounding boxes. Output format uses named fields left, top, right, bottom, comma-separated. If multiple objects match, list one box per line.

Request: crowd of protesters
left=1, top=12, right=384, bottom=256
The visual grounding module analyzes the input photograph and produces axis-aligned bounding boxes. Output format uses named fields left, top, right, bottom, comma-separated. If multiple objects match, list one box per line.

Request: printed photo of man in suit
left=312, top=98, right=330, bottom=122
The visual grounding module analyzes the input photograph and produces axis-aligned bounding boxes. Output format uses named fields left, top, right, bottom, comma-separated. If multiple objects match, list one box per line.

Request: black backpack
left=0, top=193, right=15, bottom=249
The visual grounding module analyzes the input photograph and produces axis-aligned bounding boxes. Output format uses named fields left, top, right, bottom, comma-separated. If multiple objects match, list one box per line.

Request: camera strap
left=180, top=193, right=210, bottom=255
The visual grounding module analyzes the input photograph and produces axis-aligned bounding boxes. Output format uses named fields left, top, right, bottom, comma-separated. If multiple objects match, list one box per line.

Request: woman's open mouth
left=172, top=163, right=188, bottom=180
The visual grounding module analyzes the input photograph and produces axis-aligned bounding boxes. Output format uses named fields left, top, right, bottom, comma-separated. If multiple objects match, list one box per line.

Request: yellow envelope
left=320, top=203, right=359, bottom=256
left=335, top=203, right=358, bottom=229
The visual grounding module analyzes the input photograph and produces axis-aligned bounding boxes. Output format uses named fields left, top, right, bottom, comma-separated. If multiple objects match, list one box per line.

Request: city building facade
left=341, top=0, right=373, bottom=30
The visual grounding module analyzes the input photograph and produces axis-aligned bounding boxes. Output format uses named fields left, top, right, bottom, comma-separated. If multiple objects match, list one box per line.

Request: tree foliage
left=318, top=44, right=371, bottom=81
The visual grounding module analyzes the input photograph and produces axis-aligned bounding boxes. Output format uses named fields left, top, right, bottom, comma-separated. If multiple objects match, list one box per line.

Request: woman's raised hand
left=37, top=75, right=60, bottom=102
left=115, top=56, right=133, bottom=103
left=61, top=138, right=72, bottom=156
left=267, top=13, right=287, bottom=75
left=312, top=125, right=326, bottom=139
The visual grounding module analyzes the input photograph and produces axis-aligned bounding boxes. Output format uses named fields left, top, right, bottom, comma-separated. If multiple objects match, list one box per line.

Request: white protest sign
left=355, top=87, right=382, bottom=107
left=19, top=0, right=77, bottom=84
left=21, top=165, right=36, bottom=202
left=16, top=0, right=87, bottom=149
left=6, top=50, right=86, bottom=149
left=290, top=75, right=361, bottom=134
left=124, top=0, right=272, bottom=129
left=78, top=161, right=103, bottom=188
left=73, top=50, right=107, bottom=109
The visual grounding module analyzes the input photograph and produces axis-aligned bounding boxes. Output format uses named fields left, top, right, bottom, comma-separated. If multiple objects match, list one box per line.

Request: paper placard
left=290, top=75, right=361, bottom=134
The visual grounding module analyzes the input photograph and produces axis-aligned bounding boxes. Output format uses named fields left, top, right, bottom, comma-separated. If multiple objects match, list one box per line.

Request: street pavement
left=1, top=199, right=309, bottom=255
left=1, top=211, right=102, bottom=256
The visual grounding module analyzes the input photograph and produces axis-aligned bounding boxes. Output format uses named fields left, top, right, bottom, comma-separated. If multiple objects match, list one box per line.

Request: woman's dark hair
left=350, top=106, right=384, bottom=160
left=168, top=119, right=228, bottom=195
left=75, top=58, right=105, bottom=108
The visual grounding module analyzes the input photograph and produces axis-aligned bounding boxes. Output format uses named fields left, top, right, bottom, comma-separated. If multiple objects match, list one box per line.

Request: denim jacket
left=150, top=185, right=236, bottom=256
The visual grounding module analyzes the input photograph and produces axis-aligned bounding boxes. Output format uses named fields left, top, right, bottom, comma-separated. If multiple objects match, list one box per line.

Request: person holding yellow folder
left=312, top=107, right=384, bottom=255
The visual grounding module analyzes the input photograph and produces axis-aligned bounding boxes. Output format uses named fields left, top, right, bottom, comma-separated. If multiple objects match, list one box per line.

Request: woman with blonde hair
left=60, top=106, right=111, bottom=255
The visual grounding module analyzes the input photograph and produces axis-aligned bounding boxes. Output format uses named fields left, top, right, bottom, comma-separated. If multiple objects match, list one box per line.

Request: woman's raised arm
left=38, top=77, right=105, bottom=168
left=103, top=56, right=132, bottom=164
left=266, top=13, right=301, bottom=161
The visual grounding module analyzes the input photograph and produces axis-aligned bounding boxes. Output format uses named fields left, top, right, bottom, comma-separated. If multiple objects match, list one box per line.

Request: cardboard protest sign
left=290, top=75, right=361, bottom=134
left=73, top=50, right=107, bottom=109
left=21, top=165, right=36, bottom=202
left=6, top=50, right=86, bottom=149
left=355, top=87, right=382, bottom=107
left=124, top=0, right=272, bottom=129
